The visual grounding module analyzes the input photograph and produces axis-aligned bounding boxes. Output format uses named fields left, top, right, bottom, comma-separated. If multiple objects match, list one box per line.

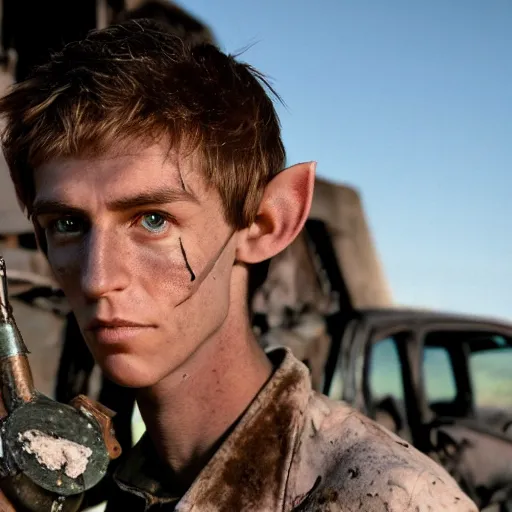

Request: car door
left=418, top=325, right=512, bottom=509
left=420, top=327, right=512, bottom=433
left=360, top=328, right=417, bottom=444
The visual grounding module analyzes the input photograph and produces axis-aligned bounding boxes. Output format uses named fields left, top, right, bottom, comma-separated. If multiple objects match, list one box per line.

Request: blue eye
left=140, top=213, right=168, bottom=233
left=51, top=217, right=85, bottom=235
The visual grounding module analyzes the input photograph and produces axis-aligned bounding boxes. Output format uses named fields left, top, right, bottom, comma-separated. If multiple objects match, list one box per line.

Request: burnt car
left=321, top=308, right=512, bottom=511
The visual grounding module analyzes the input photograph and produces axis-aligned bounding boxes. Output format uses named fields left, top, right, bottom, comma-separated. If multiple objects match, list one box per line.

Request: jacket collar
left=114, top=347, right=312, bottom=510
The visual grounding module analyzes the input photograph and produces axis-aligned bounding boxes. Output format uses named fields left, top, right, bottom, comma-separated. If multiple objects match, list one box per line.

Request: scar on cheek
left=179, top=237, right=196, bottom=282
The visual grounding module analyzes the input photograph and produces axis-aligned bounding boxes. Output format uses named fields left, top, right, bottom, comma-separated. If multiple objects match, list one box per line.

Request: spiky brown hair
left=0, top=19, right=286, bottom=230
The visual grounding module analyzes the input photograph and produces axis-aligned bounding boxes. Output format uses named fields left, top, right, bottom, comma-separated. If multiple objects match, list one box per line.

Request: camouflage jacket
left=105, top=348, right=478, bottom=511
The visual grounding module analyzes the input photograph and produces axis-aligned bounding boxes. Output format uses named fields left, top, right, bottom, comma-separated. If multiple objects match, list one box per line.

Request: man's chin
left=97, top=353, right=166, bottom=389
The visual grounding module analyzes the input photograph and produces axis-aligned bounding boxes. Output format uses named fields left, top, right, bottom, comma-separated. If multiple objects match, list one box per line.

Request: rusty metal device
left=0, top=256, right=121, bottom=511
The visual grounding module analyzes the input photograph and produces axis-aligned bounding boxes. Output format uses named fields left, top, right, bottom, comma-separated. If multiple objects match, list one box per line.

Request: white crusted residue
left=19, top=429, right=92, bottom=479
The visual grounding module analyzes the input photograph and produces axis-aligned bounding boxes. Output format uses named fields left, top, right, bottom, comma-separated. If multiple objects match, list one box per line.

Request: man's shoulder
left=288, top=393, right=478, bottom=511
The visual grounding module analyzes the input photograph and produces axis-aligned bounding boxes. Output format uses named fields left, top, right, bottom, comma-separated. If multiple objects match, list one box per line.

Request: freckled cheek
left=47, top=246, right=82, bottom=294
left=136, top=244, right=199, bottom=301
left=47, top=237, right=208, bottom=306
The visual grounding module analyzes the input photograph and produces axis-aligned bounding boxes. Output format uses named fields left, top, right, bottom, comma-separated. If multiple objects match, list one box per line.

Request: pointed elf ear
left=236, top=161, right=316, bottom=264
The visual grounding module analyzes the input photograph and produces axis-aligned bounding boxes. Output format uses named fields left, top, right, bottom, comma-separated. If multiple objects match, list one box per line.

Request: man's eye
left=139, top=213, right=169, bottom=233
left=50, top=217, right=85, bottom=235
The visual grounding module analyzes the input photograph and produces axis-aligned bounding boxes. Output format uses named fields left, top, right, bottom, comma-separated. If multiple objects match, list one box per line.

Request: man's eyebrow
left=31, top=188, right=198, bottom=218
left=31, top=200, right=86, bottom=219
left=107, top=188, right=198, bottom=211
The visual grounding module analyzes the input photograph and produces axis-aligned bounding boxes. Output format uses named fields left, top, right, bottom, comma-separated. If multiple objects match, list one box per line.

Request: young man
left=0, top=20, right=477, bottom=511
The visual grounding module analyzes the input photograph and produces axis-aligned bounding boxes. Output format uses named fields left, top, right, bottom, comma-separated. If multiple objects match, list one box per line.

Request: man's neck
left=135, top=317, right=272, bottom=492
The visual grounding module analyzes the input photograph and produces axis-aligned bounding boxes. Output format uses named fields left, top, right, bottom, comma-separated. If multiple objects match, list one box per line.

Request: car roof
left=355, top=307, right=512, bottom=333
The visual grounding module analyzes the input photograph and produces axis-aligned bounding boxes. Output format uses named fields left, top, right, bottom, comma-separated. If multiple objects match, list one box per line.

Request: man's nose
left=80, top=229, right=130, bottom=300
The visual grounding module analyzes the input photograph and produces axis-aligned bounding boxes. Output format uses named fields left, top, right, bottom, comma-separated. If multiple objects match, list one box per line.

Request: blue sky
left=180, top=0, right=512, bottom=320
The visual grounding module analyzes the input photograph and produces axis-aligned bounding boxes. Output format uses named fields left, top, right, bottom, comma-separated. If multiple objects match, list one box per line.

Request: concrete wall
left=310, top=177, right=393, bottom=308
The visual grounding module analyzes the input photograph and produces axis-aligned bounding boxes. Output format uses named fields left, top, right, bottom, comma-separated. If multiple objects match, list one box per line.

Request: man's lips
left=86, top=318, right=153, bottom=330
left=85, top=318, right=156, bottom=344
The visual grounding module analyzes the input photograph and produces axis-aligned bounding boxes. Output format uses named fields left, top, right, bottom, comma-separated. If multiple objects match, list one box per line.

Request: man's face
left=33, top=142, right=237, bottom=388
